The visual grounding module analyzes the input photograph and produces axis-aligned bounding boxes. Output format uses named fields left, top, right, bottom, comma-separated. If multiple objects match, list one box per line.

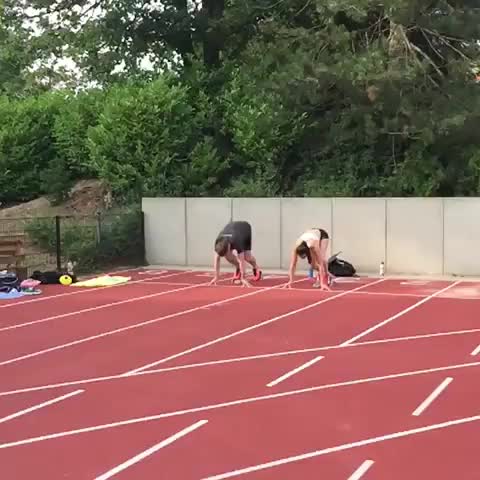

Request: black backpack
left=0, top=272, right=21, bottom=293
left=30, top=270, right=77, bottom=284
left=328, top=252, right=356, bottom=277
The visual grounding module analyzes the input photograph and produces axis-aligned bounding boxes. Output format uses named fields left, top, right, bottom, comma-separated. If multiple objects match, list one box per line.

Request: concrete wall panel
left=386, top=198, right=443, bottom=275
left=142, top=197, right=186, bottom=265
left=186, top=198, right=232, bottom=266
left=333, top=198, right=386, bottom=273
left=232, top=198, right=281, bottom=269
left=444, top=198, right=480, bottom=276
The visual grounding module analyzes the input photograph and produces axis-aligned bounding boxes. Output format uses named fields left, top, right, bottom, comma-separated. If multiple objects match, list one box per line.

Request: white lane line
left=340, top=281, right=461, bottom=346
left=2, top=327, right=480, bottom=397
left=0, top=281, right=205, bottom=332
left=124, top=278, right=386, bottom=375
left=266, top=356, right=323, bottom=387
left=0, top=390, right=83, bottom=424
left=138, top=270, right=169, bottom=275
left=93, top=420, right=208, bottom=480
left=348, top=460, right=374, bottom=480
left=2, top=361, right=480, bottom=450
left=0, top=278, right=305, bottom=367
left=144, top=281, right=431, bottom=299
left=412, top=377, right=453, bottom=416
left=0, top=269, right=189, bottom=310
left=0, top=347, right=329, bottom=397
left=471, top=344, right=480, bottom=356
left=200, top=414, right=480, bottom=479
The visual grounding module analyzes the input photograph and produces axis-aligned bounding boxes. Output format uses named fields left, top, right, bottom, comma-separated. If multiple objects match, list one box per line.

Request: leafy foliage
left=85, top=76, right=229, bottom=198
left=0, top=93, right=63, bottom=204
left=1, top=0, right=480, bottom=203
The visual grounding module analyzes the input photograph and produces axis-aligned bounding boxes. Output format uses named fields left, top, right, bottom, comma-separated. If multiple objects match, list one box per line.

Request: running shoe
left=252, top=268, right=262, bottom=281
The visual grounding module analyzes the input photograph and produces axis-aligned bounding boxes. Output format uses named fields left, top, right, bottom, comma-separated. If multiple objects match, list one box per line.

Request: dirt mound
left=0, top=180, right=112, bottom=219
left=66, top=179, right=112, bottom=214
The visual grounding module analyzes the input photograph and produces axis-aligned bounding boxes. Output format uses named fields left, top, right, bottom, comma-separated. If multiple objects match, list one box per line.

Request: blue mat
left=0, top=290, right=25, bottom=300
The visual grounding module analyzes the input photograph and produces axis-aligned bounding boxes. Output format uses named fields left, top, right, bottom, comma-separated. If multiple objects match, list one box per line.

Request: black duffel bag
left=328, top=252, right=357, bottom=277
left=0, top=272, right=21, bottom=293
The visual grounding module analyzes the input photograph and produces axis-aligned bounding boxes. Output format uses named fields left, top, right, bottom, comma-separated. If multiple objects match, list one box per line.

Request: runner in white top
left=286, top=227, right=331, bottom=290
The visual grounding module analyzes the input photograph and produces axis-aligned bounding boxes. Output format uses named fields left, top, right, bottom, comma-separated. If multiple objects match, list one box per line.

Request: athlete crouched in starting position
left=286, top=227, right=332, bottom=291
left=209, top=221, right=262, bottom=287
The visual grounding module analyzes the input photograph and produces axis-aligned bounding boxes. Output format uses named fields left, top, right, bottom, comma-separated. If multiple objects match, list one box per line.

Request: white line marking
left=200, top=415, right=480, bottom=479
left=124, top=279, right=386, bottom=375
left=138, top=270, right=169, bottom=275
left=400, top=281, right=430, bottom=285
left=471, top=344, right=480, bottom=356
left=0, top=270, right=194, bottom=311
left=2, top=361, right=480, bottom=450
left=2, top=327, right=480, bottom=397
left=0, top=390, right=83, bottom=424
left=0, top=348, right=330, bottom=396
left=0, top=278, right=306, bottom=367
left=266, top=356, right=323, bottom=387
left=340, top=281, right=461, bottom=346
left=144, top=280, right=430, bottom=298
left=93, top=420, right=208, bottom=480
left=0, top=282, right=206, bottom=332
left=412, top=377, right=453, bottom=416
left=348, top=460, right=374, bottom=480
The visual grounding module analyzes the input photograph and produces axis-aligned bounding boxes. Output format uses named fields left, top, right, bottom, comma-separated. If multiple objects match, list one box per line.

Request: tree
left=2, top=0, right=480, bottom=201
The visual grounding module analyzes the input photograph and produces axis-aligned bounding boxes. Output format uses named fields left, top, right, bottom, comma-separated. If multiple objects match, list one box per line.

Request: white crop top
left=297, top=229, right=320, bottom=247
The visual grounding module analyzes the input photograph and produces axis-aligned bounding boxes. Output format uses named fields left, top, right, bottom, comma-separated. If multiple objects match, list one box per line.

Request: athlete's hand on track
left=208, top=277, right=218, bottom=286
left=313, top=281, right=331, bottom=291
left=240, top=278, right=251, bottom=287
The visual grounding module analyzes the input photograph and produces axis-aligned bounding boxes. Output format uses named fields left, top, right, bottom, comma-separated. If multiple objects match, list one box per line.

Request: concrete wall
left=186, top=198, right=232, bottom=266
left=142, top=197, right=186, bottom=266
left=386, top=198, right=444, bottom=275
left=332, top=198, right=385, bottom=273
left=142, top=197, right=480, bottom=276
left=443, top=198, right=480, bottom=276
left=232, top=198, right=281, bottom=269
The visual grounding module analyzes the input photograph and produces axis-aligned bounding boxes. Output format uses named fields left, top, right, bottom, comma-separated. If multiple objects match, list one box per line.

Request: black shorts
left=313, top=228, right=329, bottom=240
left=216, top=221, right=252, bottom=253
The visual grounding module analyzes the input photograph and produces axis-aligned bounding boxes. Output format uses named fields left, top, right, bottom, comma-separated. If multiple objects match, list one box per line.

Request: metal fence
left=0, top=210, right=145, bottom=276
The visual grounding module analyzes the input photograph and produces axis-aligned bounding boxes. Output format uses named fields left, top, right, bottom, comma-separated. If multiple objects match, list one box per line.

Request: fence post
left=55, top=216, right=61, bottom=271
left=441, top=197, right=445, bottom=275
left=95, top=211, right=102, bottom=244
left=184, top=198, right=188, bottom=266
left=384, top=198, right=388, bottom=274
left=140, top=211, right=146, bottom=265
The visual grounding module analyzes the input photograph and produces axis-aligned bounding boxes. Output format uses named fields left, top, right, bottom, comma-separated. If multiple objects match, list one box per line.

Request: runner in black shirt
left=210, top=221, right=262, bottom=286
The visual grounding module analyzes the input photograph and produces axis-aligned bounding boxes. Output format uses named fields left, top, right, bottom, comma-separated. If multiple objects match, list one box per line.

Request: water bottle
left=379, top=261, right=385, bottom=276
left=67, top=260, right=75, bottom=275
left=308, top=267, right=314, bottom=278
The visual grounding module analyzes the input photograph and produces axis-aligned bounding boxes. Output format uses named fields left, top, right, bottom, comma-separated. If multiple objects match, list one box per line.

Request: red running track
left=1, top=268, right=480, bottom=479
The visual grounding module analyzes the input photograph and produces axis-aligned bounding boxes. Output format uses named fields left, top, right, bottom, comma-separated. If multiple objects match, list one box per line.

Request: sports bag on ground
left=328, top=252, right=357, bottom=277
left=0, top=272, right=21, bottom=293
left=30, top=270, right=77, bottom=284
